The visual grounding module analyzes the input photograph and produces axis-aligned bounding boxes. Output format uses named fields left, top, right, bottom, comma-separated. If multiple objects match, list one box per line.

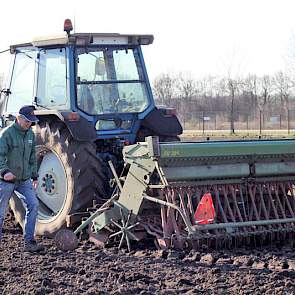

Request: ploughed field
left=1, top=213, right=295, bottom=294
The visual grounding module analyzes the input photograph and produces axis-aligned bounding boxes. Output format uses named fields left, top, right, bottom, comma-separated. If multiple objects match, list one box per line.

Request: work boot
left=23, top=240, right=45, bottom=253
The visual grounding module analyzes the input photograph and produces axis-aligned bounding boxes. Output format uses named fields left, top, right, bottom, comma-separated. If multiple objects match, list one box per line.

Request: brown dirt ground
left=1, top=213, right=295, bottom=295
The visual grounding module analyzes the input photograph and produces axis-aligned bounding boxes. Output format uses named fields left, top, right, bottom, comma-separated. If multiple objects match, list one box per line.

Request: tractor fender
left=64, top=118, right=96, bottom=141
left=34, top=110, right=96, bottom=142
left=141, top=107, right=183, bottom=136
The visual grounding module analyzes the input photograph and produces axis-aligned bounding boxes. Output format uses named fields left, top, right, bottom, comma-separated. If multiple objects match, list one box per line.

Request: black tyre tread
left=43, top=121, right=105, bottom=205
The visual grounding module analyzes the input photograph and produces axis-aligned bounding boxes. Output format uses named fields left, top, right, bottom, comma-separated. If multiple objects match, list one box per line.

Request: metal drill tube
left=143, top=194, right=195, bottom=235
left=74, top=193, right=119, bottom=234
left=193, top=218, right=295, bottom=231
left=74, top=207, right=108, bottom=234
left=108, top=160, right=123, bottom=191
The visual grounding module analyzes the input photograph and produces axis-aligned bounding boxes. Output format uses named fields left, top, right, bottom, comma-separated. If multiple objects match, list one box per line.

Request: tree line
left=152, top=71, right=295, bottom=130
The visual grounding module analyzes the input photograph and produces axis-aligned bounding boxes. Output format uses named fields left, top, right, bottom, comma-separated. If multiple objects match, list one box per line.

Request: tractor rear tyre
left=9, top=121, right=106, bottom=236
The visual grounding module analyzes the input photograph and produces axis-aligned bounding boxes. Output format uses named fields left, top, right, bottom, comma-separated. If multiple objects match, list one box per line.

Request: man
left=0, top=105, right=44, bottom=252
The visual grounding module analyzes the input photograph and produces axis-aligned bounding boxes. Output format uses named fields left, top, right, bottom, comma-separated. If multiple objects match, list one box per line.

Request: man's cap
left=18, top=105, right=39, bottom=122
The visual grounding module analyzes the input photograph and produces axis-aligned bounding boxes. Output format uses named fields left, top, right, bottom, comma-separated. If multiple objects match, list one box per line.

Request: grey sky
left=1, top=0, right=295, bottom=80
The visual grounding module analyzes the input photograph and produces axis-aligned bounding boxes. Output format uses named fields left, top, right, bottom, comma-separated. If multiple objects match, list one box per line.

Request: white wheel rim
left=36, top=147, right=68, bottom=222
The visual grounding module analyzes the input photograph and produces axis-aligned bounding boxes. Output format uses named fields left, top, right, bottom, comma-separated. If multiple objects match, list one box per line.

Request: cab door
left=2, top=48, right=37, bottom=127
left=35, top=48, right=69, bottom=110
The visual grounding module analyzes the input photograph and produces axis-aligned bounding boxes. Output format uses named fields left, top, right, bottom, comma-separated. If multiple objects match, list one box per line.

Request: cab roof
left=10, top=32, right=154, bottom=51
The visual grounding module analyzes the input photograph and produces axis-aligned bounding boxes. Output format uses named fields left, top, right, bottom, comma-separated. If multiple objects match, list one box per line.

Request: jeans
left=0, top=179, right=39, bottom=241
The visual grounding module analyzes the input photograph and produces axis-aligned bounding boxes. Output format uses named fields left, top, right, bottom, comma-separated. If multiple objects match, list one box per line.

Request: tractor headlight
left=95, top=119, right=132, bottom=131
left=95, top=120, right=117, bottom=130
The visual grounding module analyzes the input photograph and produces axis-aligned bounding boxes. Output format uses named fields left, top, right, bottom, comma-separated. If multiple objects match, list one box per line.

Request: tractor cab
left=2, top=19, right=181, bottom=144
left=1, top=20, right=182, bottom=237
left=73, top=34, right=154, bottom=140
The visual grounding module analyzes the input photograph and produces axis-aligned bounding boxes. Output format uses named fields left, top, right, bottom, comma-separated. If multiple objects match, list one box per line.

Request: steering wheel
left=115, top=98, right=132, bottom=112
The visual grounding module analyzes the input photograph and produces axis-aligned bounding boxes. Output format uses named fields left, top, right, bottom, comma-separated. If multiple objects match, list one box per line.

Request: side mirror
left=0, top=116, right=4, bottom=128
left=1, top=114, right=15, bottom=128
left=95, top=57, right=106, bottom=76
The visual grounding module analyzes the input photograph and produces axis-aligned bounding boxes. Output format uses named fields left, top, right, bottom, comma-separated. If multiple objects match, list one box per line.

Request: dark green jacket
left=0, top=122, right=38, bottom=181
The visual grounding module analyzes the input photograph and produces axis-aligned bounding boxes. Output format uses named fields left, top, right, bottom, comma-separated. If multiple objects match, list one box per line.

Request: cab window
left=7, top=50, right=36, bottom=113
left=36, top=48, right=69, bottom=109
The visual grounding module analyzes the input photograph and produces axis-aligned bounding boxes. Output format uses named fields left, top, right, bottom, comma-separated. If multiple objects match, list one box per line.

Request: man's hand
left=4, top=172, right=16, bottom=182
left=32, top=180, right=38, bottom=189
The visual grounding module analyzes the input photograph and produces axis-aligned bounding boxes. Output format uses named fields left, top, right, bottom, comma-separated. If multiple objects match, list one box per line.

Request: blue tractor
left=0, top=20, right=182, bottom=235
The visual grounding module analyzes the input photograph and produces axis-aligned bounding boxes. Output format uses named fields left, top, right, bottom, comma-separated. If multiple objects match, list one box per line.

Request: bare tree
left=174, top=72, right=198, bottom=128
left=227, top=77, right=241, bottom=133
left=214, top=76, right=240, bottom=133
left=219, top=46, right=246, bottom=133
left=152, top=73, right=176, bottom=106
left=197, top=75, right=220, bottom=111
left=243, top=74, right=258, bottom=111
left=273, top=71, right=293, bottom=111
left=257, top=75, right=274, bottom=111
left=175, top=72, right=198, bottom=101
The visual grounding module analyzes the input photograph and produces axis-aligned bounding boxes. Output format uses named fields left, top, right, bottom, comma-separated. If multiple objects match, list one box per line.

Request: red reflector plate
left=194, top=193, right=215, bottom=224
